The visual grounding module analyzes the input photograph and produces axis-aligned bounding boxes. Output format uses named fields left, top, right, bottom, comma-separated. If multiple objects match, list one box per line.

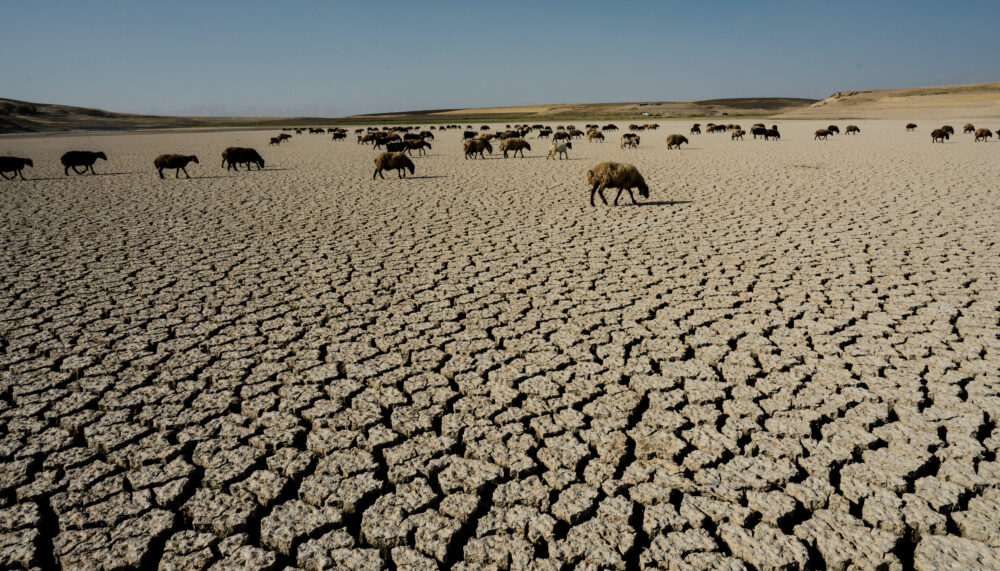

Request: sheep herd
left=2, top=120, right=998, bottom=207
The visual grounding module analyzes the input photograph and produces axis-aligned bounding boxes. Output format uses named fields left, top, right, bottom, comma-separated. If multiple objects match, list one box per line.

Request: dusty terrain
left=1, top=119, right=1000, bottom=569
left=781, top=83, right=1000, bottom=120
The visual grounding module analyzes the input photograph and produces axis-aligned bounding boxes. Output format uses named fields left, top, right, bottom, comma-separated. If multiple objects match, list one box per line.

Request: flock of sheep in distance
left=1, top=121, right=997, bottom=206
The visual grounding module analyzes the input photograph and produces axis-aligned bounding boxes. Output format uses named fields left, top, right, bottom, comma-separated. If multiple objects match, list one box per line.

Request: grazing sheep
left=906, top=123, right=917, bottom=131
left=499, top=138, right=531, bottom=158
left=731, top=130, right=745, bottom=140
left=331, top=132, right=347, bottom=141
left=751, top=126, right=767, bottom=139
left=665, top=134, right=689, bottom=149
left=552, top=131, right=571, bottom=143
left=568, top=129, right=586, bottom=139
left=385, top=142, right=407, bottom=153
left=763, top=129, right=780, bottom=141
left=61, top=151, right=107, bottom=175
left=222, top=147, right=264, bottom=171
left=463, top=138, right=493, bottom=159
left=537, top=129, right=553, bottom=138
left=154, top=154, right=199, bottom=179
left=406, top=140, right=432, bottom=155
left=814, top=129, right=831, bottom=140
left=602, top=124, right=618, bottom=131
left=941, top=125, right=955, bottom=136
left=373, top=152, right=415, bottom=179
left=964, top=123, right=975, bottom=134
left=0, top=156, right=32, bottom=180
left=931, top=129, right=949, bottom=143
left=588, top=131, right=605, bottom=142
left=621, top=134, right=640, bottom=149
left=974, top=128, right=993, bottom=142
left=419, top=131, right=434, bottom=140
left=586, top=162, right=649, bottom=206
left=690, top=125, right=701, bottom=135
left=270, top=137, right=282, bottom=146
left=358, top=133, right=376, bottom=145
left=827, top=125, right=840, bottom=135
left=845, top=125, right=860, bottom=135
left=547, top=141, right=572, bottom=160
left=498, top=130, right=520, bottom=140
left=462, top=131, right=477, bottom=140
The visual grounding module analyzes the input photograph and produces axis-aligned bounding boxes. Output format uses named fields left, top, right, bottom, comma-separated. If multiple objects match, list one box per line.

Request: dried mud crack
left=1, top=120, right=999, bottom=569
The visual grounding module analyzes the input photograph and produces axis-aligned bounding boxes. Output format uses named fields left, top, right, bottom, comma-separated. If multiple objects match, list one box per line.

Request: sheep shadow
left=629, top=200, right=693, bottom=207
left=188, top=175, right=232, bottom=180
left=18, top=177, right=64, bottom=181
left=89, top=172, right=143, bottom=176
left=407, top=175, right=449, bottom=179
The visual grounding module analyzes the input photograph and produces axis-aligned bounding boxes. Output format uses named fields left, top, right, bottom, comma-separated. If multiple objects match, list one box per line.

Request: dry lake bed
left=2, top=120, right=1000, bottom=569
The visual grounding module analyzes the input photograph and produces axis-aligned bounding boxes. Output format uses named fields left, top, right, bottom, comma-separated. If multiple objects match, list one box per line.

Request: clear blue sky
left=2, top=1, right=997, bottom=117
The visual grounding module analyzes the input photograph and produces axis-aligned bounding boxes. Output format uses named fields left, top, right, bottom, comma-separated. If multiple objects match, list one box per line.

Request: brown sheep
left=0, top=157, right=33, bottom=180
left=764, top=129, right=780, bottom=141
left=827, top=125, right=840, bottom=135
left=931, top=129, right=949, bottom=143
left=463, top=138, right=493, bottom=159
left=621, top=134, right=640, bottom=149
left=690, top=125, right=701, bottom=135
left=269, top=137, right=282, bottom=146
left=568, top=129, right=586, bottom=139
left=814, top=129, right=831, bottom=140
left=974, top=128, right=993, bottom=142
left=61, top=151, right=107, bottom=175
left=405, top=140, right=432, bottom=155
left=222, top=147, right=264, bottom=170
left=906, top=123, right=917, bottom=131
left=586, top=162, right=649, bottom=206
left=845, top=125, right=860, bottom=135
left=588, top=131, right=605, bottom=142
left=278, top=133, right=292, bottom=142
left=373, top=152, right=415, bottom=179
left=154, top=154, right=199, bottom=179
left=665, top=134, right=689, bottom=149
left=499, top=138, right=531, bottom=158
left=552, top=131, right=571, bottom=143
left=963, top=123, right=975, bottom=134
left=941, top=125, right=955, bottom=136
left=731, top=130, right=745, bottom=140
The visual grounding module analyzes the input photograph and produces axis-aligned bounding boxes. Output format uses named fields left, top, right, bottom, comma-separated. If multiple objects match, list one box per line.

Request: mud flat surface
left=1, top=120, right=999, bottom=569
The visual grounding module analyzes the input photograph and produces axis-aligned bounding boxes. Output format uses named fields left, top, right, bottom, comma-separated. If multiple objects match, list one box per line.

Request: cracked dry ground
left=1, top=121, right=1000, bottom=570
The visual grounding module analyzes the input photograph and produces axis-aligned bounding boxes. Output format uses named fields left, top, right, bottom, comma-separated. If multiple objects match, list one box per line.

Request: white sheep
left=547, top=141, right=572, bottom=160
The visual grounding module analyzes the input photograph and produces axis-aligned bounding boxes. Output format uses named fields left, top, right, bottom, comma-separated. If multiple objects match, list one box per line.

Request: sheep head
left=97, top=152, right=108, bottom=160
left=25, top=159, right=33, bottom=167
left=638, top=181, right=649, bottom=199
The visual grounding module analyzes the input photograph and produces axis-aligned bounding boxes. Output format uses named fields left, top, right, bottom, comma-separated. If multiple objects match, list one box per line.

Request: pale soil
left=1, top=119, right=1000, bottom=569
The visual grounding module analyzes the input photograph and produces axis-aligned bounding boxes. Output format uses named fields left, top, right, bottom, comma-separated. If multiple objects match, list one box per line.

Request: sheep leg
left=158, top=168, right=165, bottom=179
left=182, top=167, right=191, bottom=178
left=627, top=189, right=637, bottom=205
left=64, top=165, right=70, bottom=175
left=614, top=189, right=624, bottom=206
left=72, top=165, right=87, bottom=175
left=590, top=184, right=600, bottom=206
left=0, top=171, right=13, bottom=180
left=18, top=170, right=26, bottom=180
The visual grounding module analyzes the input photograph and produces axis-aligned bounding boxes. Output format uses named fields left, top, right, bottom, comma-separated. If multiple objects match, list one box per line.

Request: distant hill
left=0, top=98, right=337, bottom=134
left=348, top=98, right=818, bottom=121
left=778, top=82, right=1000, bottom=119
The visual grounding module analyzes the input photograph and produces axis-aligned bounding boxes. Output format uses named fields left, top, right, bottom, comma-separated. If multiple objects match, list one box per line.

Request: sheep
left=731, top=130, right=745, bottom=140
left=373, top=152, right=415, bottom=179
left=827, top=125, right=840, bottom=135
left=463, top=138, right=493, bottom=159
left=331, top=132, right=347, bottom=140
left=406, top=140, right=432, bottom=155
left=763, top=129, right=780, bottom=141
left=154, top=154, right=199, bottom=179
left=270, top=137, right=283, bottom=146
left=547, top=141, right=572, bottom=160
left=845, top=125, right=860, bottom=135
left=602, top=124, right=618, bottom=131
left=498, top=130, right=520, bottom=140
left=964, top=123, right=975, bottom=134
left=552, top=131, right=571, bottom=143
left=906, top=123, right=917, bottom=131
left=931, top=129, right=949, bottom=143
left=568, top=129, right=586, bottom=139
left=974, top=128, right=993, bottom=142
left=278, top=133, right=292, bottom=142
left=621, top=134, right=640, bottom=149
left=588, top=131, right=605, bottom=142
left=814, top=129, right=831, bottom=140
left=462, top=130, right=477, bottom=140
left=358, top=133, right=376, bottom=145
left=222, top=147, right=265, bottom=171
left=941, top=125, right=955, bottom=136
left=499, top=138, right=531, bottom=158
left=385, top=142, right=407, bottom=153
left=751, top=126, right=767, bottom=139
left=0, top=156, right=32, bottom=180
left=537, top=129, right=553, bottom=139
left=690, top=125, right=701, bottom=135
left=586, top=162, right=649, bottom=206
left=665, top=134, right=689, bottom=149
left=60, top=151, right=107, bottom=175
left=419, top=131, right=434, bottom=140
